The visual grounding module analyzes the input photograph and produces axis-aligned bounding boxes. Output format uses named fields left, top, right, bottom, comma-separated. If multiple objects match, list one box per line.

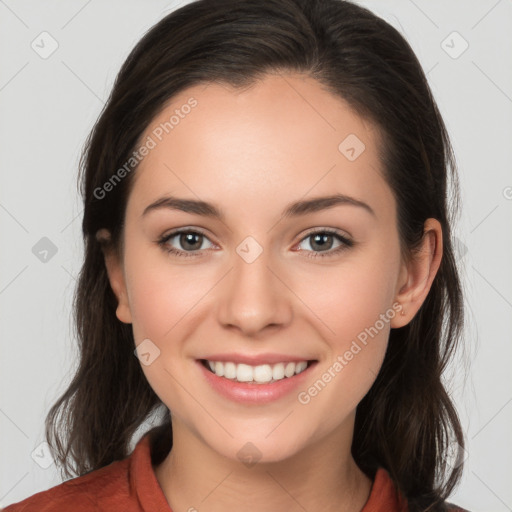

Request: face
left=104, top=73, right=416, bottom=464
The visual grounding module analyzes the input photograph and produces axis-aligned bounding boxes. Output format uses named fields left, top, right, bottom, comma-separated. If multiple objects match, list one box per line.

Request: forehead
left=128, top=73, right=393, bottom=220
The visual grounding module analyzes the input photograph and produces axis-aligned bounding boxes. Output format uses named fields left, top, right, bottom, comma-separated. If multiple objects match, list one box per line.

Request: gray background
left=0, top=1, right=511, bottom=510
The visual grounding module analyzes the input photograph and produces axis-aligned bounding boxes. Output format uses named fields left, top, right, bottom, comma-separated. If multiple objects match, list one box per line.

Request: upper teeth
left=206, top=360, right=308, bottom=383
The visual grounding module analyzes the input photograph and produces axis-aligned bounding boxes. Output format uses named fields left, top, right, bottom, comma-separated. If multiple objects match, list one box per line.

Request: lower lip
left=197, top=360, right=317, bottom=404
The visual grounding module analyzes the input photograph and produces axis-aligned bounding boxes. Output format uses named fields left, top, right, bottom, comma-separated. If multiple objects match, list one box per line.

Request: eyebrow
left=142, top=193, right=376, bottom=220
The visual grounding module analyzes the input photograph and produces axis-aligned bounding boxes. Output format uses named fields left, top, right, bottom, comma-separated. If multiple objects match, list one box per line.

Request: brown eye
left=296, top=230, right=353, bottom=258
left=158, top=229, right=215, bottom=258
left=177, top=232, right=204, bottom=251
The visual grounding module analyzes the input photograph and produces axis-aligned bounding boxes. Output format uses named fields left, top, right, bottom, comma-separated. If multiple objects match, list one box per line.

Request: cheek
left=294, top=272, right=394, bottom=435
left=297, top=248, right=398, bottom=345
left=123, top=244, right=209, bottom=342
left=291, top=248, right=398, bottom=413
left=122, top=245, right=207, bottom=412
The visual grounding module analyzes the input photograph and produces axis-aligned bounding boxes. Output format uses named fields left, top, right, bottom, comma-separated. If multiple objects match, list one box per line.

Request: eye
left=157, top=229, right=215, bottom=258
left=295, top=229, right=354, bottom=258
left=157, top=227, right=354, bottom=259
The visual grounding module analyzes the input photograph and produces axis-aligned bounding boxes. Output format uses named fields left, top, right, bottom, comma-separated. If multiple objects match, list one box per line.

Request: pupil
left=312, top=233, right=332, bottom=251
left=177, top=233, right=334, bottom=252
left=181, top=233, right=202, bottom=250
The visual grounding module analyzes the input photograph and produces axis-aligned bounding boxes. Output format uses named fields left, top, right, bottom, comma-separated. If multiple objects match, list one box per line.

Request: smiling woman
left=3, top=1, right=469, bottom=511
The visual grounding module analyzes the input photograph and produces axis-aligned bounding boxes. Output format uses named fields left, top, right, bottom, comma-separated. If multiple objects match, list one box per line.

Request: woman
left=3, top=0, right=469, bottom=510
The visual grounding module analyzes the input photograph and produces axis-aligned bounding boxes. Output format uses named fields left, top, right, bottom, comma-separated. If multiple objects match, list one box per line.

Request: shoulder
left=445, top=503, right=471, bottom=512
left=366, top=468, right=471, bottom=512
left=0, top=435, right=158, bottom=512
left=1, top=457, right=131, bottom=511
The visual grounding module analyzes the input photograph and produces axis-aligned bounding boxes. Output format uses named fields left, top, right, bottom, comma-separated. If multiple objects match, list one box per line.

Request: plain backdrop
left=0, top=1, right=511, bottom=510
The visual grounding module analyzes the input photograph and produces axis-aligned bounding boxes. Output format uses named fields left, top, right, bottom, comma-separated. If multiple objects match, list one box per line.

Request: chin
left=205, top=428, right=312, bottom=467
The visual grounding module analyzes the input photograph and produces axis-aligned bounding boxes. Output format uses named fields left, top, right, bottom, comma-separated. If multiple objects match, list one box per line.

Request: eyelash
left=157, top=228, right=354, bottom=259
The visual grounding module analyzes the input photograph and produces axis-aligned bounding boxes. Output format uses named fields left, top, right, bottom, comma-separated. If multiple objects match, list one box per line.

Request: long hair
left=45, top=1, right=465, bottom=510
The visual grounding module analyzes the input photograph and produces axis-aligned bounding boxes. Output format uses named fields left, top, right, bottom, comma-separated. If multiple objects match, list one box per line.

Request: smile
left=197, top=356, right=317, bottom=404
left=202, top=359, right=310, bottom=383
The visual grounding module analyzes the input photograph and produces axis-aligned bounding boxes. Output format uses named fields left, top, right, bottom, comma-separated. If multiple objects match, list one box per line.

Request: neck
left=154, top=417, right=372, bottom=512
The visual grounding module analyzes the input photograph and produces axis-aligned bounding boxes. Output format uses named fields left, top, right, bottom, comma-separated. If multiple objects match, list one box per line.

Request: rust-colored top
left=4, top=433, right=461, bottom=511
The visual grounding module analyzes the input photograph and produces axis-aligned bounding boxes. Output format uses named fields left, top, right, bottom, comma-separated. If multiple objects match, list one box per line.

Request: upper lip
left=199, top=353, right=316, bottom=366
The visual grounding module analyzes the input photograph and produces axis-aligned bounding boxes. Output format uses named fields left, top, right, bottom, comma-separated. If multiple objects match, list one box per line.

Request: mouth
left=199, top=358, right=315, bottom=384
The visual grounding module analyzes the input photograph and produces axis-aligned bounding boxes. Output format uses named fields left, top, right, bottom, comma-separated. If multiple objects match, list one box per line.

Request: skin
left=100, top=73, right=442, bottom=512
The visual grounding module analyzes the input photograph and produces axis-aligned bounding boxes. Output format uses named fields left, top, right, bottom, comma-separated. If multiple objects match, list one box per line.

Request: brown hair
left=45, top=1, right=465, bottom=510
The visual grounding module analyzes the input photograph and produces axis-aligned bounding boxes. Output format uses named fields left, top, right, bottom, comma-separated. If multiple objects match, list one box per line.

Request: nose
left=216, top=245, right=293, bottom=337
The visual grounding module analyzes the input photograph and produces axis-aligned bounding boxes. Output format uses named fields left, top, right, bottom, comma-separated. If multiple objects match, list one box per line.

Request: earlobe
left=97, top=229, right=133, bottom=324
left=390, top=219, right=443, bottom=328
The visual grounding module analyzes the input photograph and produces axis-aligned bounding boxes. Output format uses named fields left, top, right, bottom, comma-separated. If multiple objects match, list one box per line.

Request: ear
left=96, top=229, right=132, bottom=324
left=390, top=218, right=443, bottom=328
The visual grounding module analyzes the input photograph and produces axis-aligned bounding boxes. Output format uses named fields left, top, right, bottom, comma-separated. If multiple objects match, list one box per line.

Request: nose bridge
left=217, top=236, right=292, bottom=335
